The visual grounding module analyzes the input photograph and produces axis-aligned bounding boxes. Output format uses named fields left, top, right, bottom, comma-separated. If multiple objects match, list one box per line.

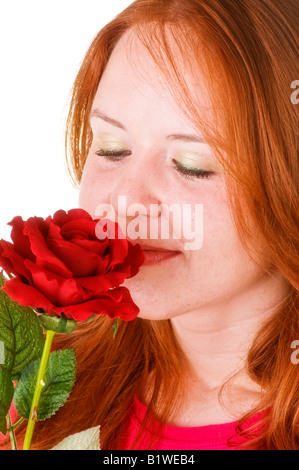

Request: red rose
left=0, top=209, right=144, bottom=321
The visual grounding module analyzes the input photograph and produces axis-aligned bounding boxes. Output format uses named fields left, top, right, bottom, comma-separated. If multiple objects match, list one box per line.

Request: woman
left=14, top=0, right=299, bottom=449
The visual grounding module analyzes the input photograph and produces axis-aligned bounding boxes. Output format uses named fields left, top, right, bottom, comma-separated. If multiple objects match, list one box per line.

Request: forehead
left=97, top=29, right=181, bottom=102
left=93, top=27, right=214, bottom=126
left=108, top=29, right=166, bottom=82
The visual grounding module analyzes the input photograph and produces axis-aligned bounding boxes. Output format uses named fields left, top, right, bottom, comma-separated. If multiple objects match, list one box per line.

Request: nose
left=110, top=151, right=162, bottom=214
left=108, top=152, right=162, bottom=236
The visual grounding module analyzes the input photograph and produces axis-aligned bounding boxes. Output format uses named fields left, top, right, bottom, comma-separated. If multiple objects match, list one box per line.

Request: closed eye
left=94, top=150, right=215, bottom=180
left=95, top=149, right=132, bottom=161
left=171, top=159, right=215, bottom=180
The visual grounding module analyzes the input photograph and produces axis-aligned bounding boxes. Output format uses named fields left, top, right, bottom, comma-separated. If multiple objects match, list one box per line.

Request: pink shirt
left=117, top=395, right=262, bottom=450
left=0, top=396, right=262, bottom=450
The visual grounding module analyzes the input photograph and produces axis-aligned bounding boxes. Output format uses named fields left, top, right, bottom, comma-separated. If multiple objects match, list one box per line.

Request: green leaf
left=0, top=274, right=45, bottom=379
left=0, top=273, right=45, bottom=434
left=0, top=368, right=14, bottom=434
left=14, top=348, right=76, bottom=420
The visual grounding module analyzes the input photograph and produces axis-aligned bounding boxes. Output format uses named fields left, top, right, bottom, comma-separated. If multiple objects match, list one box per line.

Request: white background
left=0, top=0, right=133, bottom=241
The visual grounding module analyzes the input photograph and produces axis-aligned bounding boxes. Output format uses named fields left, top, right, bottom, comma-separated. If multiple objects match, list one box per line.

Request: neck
left=166, top=271, right=289, bottom=425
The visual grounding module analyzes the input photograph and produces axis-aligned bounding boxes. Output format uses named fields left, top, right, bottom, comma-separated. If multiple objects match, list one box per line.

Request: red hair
left=5, top=0, right=299, bottom=450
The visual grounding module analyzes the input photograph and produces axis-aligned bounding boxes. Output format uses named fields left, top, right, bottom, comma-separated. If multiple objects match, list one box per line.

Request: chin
left=136, top=309, right=177, bottom=321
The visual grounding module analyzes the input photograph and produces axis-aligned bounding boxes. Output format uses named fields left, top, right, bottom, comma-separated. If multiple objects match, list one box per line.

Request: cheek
left=191, top=206, right=259, bottom=296
left=203, top=197, right=232, bottom=247
left=78, top=156, right=111, bottom=215
left=188, top=182, right=249, bottom=272
left=184, top=180, right=231, bottom=250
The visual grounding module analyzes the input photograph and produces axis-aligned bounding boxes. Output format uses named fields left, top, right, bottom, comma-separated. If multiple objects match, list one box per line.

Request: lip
left=135, top=243, right=180, bottom=252
left=140, top=248, right=181, bottom=266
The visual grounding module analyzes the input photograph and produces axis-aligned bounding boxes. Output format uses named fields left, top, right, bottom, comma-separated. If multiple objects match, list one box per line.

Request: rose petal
left=46, top=220, right=64, bottom=240
left=60, top=218, right=99, bottom=241
left=110, top=242, right=145, bottom=278
left=106, top=238, right=129, bottom=269
left=8, top=216, right=34, bottom=261
left=0, top=240, right=32, bottom=281
left=23, top=218, right=73, bottom=278
left=96, top=218, right=126, bottom=240
left=48, top=286, right=140, bottom=321
left=45, top=209, right=68, bottom=227
left=2, top=277, right=54, bottom=311
left=24, top=259, right=85, bottom=307
left=121, top=242, right=145, bottom=276
left=56, top=208, right=92, bottom=225
left=76, top=271, right=128, bottom=293
left=45, top=209, right=92, bottom=229
left=46, top=238, right=108, bottom=277
left=71, top=238, right=110, bottom=257
left=96, top=286, right=140, bottom=320
left=1, top=209, right=142, bottom=323
left=0, top=241, right=16, bottom=274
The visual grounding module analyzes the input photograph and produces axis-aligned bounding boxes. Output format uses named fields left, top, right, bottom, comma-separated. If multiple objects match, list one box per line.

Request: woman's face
left=79, top=30, right=267, bottom=321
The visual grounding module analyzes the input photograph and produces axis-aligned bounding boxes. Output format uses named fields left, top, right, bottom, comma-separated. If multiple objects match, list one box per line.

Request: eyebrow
left=90, top=109, right=126, bottom=130
left=166, top=133, right=205, bottom=143
left=90, top=108, right=205, bottom=143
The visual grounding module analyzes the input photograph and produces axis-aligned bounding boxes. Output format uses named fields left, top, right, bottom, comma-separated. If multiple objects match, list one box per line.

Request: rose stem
left=23, top=329, right=56, bottom=450
left=6, top=412, right=18, bottom=450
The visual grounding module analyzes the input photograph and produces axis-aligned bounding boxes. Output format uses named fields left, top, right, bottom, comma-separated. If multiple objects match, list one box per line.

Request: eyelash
left=95, top=149, right=132, bottom=160
left=95, top=150, right=214, bottom=180
left=170, top=159, right=214, bottom=180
